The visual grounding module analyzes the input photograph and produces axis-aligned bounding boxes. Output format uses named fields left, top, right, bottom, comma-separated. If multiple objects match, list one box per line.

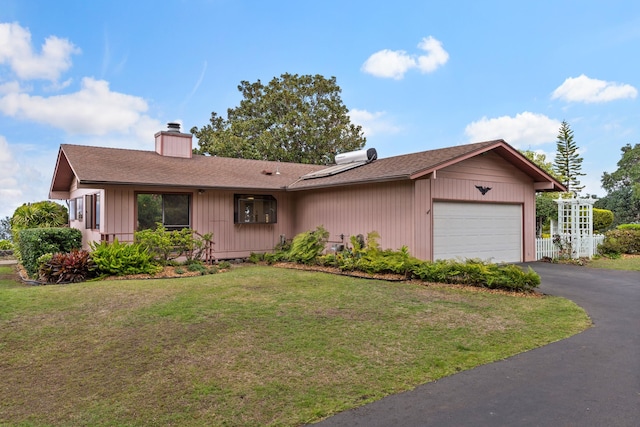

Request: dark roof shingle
left=50, top=139, right=565, bottom=195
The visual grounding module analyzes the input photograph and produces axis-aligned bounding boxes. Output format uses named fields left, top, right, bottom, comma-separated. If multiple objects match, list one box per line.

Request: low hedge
left=280, top=229, right=540, bottom=292
left=17, top=228, right=82, bottom=278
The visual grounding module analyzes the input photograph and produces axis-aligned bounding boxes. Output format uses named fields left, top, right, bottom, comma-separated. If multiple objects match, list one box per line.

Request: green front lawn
left=587, top=255, right=640, bottom=271
left=0, top=265, right=590, bottom=426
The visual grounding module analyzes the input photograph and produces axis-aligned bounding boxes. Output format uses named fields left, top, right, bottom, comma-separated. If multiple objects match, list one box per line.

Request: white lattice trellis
left=555, top=197, right=596, bottom=258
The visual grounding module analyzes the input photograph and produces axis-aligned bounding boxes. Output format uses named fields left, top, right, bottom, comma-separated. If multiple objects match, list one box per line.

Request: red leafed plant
left=38, top=250, right=96, bottom=284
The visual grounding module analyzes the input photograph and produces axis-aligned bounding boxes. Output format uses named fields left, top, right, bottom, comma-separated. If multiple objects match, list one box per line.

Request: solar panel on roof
left=300, top=161, right=367, bottom=180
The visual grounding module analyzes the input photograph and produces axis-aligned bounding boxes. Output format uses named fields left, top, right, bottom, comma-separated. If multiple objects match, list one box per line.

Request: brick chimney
left=155, top=122, right=192, bottom=158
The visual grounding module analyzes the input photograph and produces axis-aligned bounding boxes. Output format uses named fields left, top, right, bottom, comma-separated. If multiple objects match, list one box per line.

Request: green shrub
left=617, top=223, right=640, bottom=230
left=276, top=229, right=540, bottom=292
left=90, top=239, right=161, bottom=276
left=593, top=208, right=614, bottom=232
left=17, top=228, right=82, bottom=278
left=286, top=226, right=329, bottom=265
left=187, top=262, right=208, bottom=275
left=0, top=239, right=13, bottom=251
left=38, top=250, right=96, bottom=284
left=410, top=259, right=540, bottom=292
left=135, top=224, right=213, bottom=265
left=218, top=260, right=231, bottom=269
left=248, top=252, right=265, bottom=263
left=600, top=229, right=640, bottom=255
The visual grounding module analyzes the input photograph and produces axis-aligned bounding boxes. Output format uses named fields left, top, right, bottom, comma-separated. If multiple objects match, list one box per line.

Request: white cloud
left=349, top=108, right=401, bottom=137
left=0, top=77, right=155, bottom=136
left=0, top=22, right=80, bottom=82
left=465, top=112, right=561, bottom=148
left=416, top=36, right=449, bottom=73
left=552, top=74, right=637, bottom=103
left=0, top=136, right=56, bottom=219
left=362, top=36, right=449, bottom=79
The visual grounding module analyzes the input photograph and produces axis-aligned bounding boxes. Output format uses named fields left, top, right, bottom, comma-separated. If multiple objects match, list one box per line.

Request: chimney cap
left=167, top=122, right=181, bottom=133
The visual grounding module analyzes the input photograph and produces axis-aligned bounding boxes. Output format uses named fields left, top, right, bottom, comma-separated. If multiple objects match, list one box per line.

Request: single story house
left=49, top=123, right=565, bottom=263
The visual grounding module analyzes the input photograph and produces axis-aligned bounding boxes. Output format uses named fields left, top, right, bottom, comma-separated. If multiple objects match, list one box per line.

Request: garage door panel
left=433, top=202, right=522, bottom=263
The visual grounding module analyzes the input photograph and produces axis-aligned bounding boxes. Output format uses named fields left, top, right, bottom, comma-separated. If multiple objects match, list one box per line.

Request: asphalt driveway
left=313, top=262, right=640, bottom=427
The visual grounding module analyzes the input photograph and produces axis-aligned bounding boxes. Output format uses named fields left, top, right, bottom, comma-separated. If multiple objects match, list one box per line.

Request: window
left=69, top=198, right=76, bottom=221
left=76, top=197, right=83, bottom=221
left=137, top=193, right=191, bottom=230
left=85, top=193, right=100, bottom=229
left=68, top=197, right=83, bottom=221
left=234, top=194, right=277, bottom=224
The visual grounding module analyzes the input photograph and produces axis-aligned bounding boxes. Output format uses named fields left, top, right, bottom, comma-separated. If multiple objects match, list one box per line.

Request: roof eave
left=48, top=147, right=75, bottom=198
left=287, top=175, right=409, bottom=191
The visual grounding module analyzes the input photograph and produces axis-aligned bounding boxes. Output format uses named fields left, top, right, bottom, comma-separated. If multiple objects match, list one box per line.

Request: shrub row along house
left=49, top=123, right=565, bottom=263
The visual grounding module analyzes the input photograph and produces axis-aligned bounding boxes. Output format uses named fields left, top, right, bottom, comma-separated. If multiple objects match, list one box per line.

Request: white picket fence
left=535, top=234, right=606, bottom=260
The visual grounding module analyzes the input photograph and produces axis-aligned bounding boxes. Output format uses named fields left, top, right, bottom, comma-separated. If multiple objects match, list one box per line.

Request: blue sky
left=1, top=0, right=639, bottom=219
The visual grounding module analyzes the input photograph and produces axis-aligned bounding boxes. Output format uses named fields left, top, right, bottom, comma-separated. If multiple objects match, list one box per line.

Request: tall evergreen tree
left=553, top=120, right=585, bottom=195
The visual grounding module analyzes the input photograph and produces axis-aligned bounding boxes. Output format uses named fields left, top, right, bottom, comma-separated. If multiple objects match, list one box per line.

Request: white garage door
left=433, top=202, right=522, bottom=263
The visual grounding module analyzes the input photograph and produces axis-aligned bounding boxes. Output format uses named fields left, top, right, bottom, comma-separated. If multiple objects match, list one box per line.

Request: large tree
left=553, top=120, right=585, bottom=195
left=192, top=73, right=366, bottom=164
left=596, top=143, right=640, bottom=225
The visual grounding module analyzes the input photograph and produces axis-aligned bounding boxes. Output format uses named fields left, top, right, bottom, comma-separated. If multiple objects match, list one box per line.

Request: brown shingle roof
left=50, top=144, right=325, bottom=192
left=288, top=140, right=502, bottom=189
left=50, top=139, right=566, bottom=195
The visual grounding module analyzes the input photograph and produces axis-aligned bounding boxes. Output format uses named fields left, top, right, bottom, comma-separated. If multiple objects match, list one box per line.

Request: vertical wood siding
left=294, top=181, right=415, bottom=252
left=413, top=178, right=431, bottom=260
left=71, top=151, right=540, bottom=262
left=429, top=152, right=537, bottom=262
left=101, top=187, right=294, bottom=259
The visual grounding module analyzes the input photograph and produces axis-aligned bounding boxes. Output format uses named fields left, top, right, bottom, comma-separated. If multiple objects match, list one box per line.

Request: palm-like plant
left=11, top=201, right=68, bottom=237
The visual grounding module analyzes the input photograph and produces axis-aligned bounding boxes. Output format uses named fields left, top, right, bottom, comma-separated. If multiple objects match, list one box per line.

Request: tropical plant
left=286, top=226, right=329, bottom=264
left=38, top=250, right=96, bottom=284
left=11, top=201, right=68, bottom=237
left=90, top=239, right=161, bottom=276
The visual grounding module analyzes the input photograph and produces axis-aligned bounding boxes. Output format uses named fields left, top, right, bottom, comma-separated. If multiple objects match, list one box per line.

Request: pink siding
left=70, top=151, right=539, bottom=262
left=100, top=187, right=294, bottom=259
left=154, top=133, right=192, bottom=158
left=294, top=181, right=415, bottom=253
left=294, top=152, right=538, bottom=262
left=427, top=152, right=537, bottom=262
left=413, top=178, right=431, bottom=260
left=104, top=187, right=136, bottom=237
left=192, top=190, right=296, bottom=259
